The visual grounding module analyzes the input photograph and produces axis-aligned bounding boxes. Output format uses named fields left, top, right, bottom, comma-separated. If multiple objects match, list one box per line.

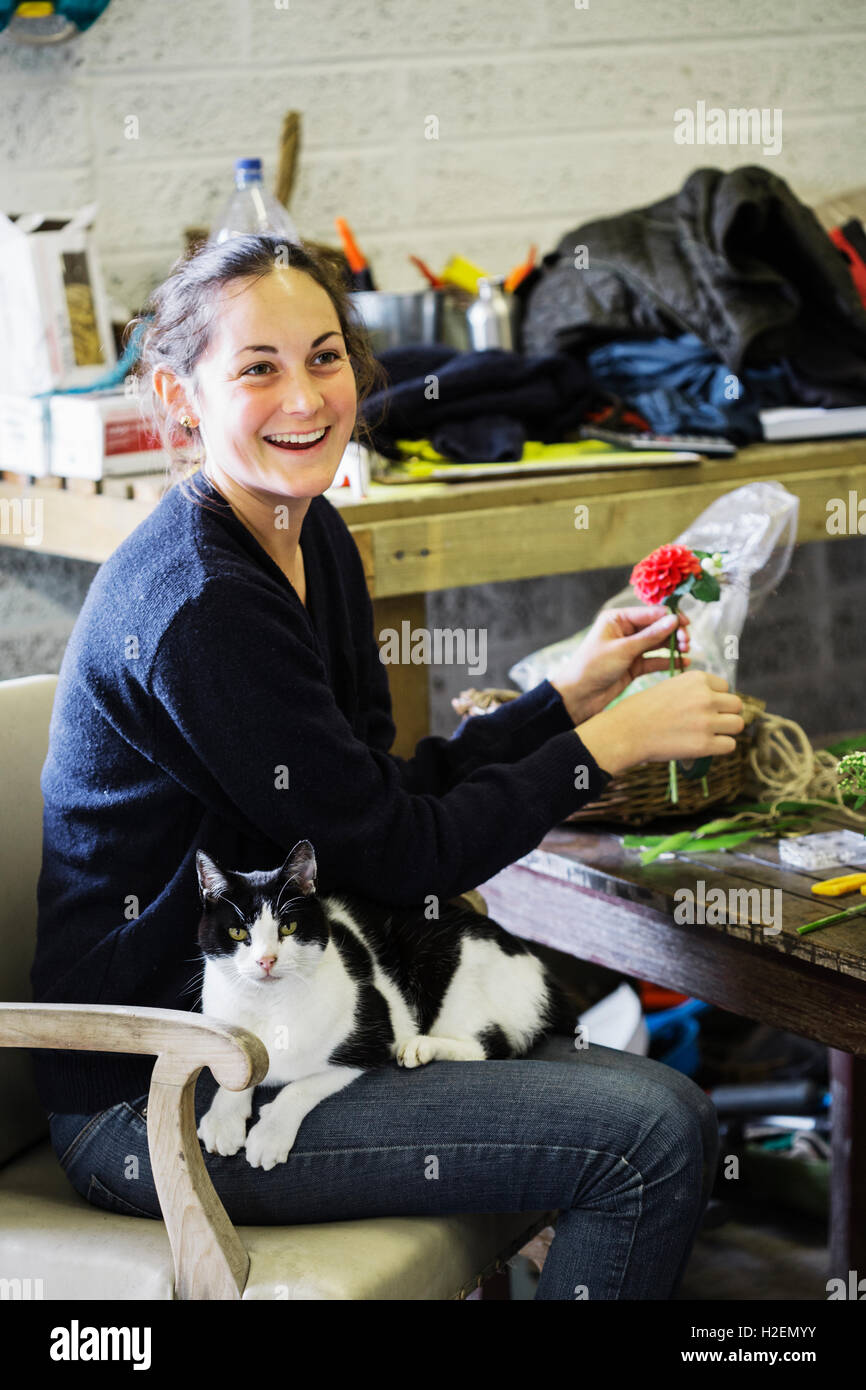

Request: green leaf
left=629, top=815, right=811, bottom=860
left=667, top=830, right=766, bottom=854
left=825, top=735, right=866, bottom=758
left=638, top=830, right=697, bottom=864
left=671, top=576, right=697, bottom=600
left=692, top=815, right=754, bottom=835
left=689, top=576, right=721, bottom=603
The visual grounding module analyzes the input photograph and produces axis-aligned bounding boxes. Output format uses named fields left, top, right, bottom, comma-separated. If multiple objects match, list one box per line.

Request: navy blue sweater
left=31, top=468, right=612, bottom=1114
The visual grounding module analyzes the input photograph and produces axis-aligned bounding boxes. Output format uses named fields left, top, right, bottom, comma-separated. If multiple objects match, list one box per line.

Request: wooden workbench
left=477, top=802, right=866, bottom=1279
left=2, top=438, right=865, bottom=753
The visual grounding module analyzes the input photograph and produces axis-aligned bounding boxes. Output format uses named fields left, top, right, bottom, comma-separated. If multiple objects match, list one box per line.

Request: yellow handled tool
left=811, top=872, right=866, bottom=896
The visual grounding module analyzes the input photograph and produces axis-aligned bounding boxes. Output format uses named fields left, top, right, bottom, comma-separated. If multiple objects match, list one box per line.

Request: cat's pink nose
left=257, top=955, right=277, bottom=974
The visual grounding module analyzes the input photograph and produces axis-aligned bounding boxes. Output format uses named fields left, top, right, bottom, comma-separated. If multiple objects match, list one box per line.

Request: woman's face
left=187, top=267, right=358, bottom=498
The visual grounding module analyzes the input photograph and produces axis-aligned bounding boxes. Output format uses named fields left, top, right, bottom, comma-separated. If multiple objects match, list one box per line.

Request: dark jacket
left=31, top=468, right=610, bottom=1113
left=521, top=165, right=866, bottom=405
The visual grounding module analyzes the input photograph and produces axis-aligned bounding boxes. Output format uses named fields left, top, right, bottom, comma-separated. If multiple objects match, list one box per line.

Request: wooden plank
left=526, top=825, right=866, bottom=981
left=334, top=438, right=866, bottom=523
left=3, top=438, right=866, bottom=583
left=476, top=860, right=866, bottom=1054
left=362, top=460, right=866, bottom=594
left=63, top=477, right=101, bottom=495
left=0, top=480, right=154, bottom=563
left=371, top=593, right=429, bottom=757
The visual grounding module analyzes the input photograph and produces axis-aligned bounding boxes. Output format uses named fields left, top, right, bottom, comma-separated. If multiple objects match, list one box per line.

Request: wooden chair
left=0, top=674, right=555, bottom=1299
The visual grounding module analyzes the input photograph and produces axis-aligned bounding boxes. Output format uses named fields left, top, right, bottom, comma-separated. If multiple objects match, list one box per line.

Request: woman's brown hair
left=128, top=234, right=385, bottom=510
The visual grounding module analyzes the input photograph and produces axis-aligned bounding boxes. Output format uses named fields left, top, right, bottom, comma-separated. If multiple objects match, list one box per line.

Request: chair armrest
left=0, top=1002, right=269, bottom=1300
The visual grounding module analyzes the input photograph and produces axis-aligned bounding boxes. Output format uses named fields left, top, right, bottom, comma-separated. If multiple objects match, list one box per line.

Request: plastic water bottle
left=211, top=158, right=301, bottom=244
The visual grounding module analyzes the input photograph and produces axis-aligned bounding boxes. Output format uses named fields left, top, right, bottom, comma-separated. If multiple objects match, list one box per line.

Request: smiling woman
left=33, top=232, right=722, bottom=1302
left=132, top=236, right=384, bottom=581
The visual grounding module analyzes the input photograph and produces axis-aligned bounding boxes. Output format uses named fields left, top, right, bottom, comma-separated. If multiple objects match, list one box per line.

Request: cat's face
left=195, top=839, right=329, bottom=989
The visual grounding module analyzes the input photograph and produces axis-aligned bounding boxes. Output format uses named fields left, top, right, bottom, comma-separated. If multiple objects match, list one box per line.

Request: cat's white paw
left=197, top=1106, right=248, bottom=1157
left=396, top=1035, right=437, bottom=1068
left=397, top=1034, right=487, bottom=1066
left=245, top=1114, right=299, bottom=1170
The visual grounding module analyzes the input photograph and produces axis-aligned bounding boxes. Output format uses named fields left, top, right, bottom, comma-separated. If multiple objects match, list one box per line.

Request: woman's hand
left=550, top=605, right=691, bottom=725
left=577, top=669, right=745, bottom=777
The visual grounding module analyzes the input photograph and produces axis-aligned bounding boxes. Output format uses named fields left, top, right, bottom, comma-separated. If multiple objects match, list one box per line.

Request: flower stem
left=668, top=627, right=678, bottom=803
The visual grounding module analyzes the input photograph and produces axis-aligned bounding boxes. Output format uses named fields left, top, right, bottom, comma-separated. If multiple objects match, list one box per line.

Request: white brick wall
left=0, top=0, right=864, bottom=314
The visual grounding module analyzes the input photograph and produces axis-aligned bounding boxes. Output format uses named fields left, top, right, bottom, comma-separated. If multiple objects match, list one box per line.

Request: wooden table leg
left=372, top=593, right=430, bottom=758
left=828, top=1049, right=866, bottom=1281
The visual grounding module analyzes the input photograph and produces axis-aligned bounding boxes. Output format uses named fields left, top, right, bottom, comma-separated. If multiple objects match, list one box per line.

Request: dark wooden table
left=477, top=805, right=866, bottom=1280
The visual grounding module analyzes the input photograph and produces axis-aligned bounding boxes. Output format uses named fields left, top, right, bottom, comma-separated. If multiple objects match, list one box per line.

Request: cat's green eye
left=228, top=925, right=249, bottom=941
left=279, top=920, right=298, bottom=938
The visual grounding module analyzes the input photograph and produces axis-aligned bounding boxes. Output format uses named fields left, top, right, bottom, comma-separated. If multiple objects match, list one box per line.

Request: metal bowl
left=349, top=289, right=472, bottom=353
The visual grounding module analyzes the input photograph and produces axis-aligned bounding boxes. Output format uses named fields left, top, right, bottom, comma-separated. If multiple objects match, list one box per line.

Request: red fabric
left=829, top=225, right=866, bottom=310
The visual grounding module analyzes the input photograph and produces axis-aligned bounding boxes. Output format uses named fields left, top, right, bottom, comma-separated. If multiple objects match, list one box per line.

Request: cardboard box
left=50, top=391, right=167, bottom=480
left=0, top=393, right=51, bottom=476
left=0, top=205, right=116, bottom=396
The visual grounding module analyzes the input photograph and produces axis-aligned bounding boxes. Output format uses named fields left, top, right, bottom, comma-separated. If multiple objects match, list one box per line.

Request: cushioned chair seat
left=0, top=1139, right=550, bottom=1300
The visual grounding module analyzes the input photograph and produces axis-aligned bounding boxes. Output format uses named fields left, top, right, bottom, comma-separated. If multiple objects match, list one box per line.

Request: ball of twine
left=739, top=709, right=865, bottom=826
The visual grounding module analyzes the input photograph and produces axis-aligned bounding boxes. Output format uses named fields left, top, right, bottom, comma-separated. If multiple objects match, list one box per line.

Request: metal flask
left=466, top=277, right=514, bottom=351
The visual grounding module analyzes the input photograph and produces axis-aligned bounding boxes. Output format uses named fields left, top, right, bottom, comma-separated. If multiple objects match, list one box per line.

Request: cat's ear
left=282, top=839, right=317, bottom=895
left=196, top=849, right=231, bottom=904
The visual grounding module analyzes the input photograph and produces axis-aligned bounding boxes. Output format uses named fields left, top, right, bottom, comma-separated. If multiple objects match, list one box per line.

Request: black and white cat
left=194, top=839, right=575, bottom=1170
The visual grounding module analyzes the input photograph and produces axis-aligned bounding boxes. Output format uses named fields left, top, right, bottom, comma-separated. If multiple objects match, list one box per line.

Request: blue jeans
left=47, top=1035, right=719, bottom=1300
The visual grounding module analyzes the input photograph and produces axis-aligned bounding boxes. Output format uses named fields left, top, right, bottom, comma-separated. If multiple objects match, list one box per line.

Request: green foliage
left=623, top=814, right=813, bottom=864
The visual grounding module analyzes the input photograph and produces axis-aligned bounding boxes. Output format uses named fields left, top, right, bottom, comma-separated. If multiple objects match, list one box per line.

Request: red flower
left=630, top=544, right=702, bottom=605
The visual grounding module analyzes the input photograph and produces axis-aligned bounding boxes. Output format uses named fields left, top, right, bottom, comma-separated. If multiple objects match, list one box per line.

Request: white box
left=0, top=205, right=116, bottom=396
left=0, top=393, right=51, bottom=476
left=760, top=405, right=866, bottom=440
left=50, top=391, right=167, bottom=480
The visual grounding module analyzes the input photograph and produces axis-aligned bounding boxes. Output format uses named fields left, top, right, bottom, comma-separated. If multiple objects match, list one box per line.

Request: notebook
left=760, top=406, right=866, bottom=441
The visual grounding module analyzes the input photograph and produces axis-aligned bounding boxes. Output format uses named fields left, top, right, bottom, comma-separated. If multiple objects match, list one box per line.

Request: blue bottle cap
left=234, top=158, right=262, bottom=172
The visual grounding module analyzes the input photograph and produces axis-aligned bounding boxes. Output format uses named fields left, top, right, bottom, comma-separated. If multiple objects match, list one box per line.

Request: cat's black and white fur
left=194, top=839, right=575, bottom=1170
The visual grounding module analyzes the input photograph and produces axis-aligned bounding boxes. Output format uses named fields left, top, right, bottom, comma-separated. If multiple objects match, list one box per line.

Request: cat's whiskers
left=178, top=968, right=205, bottom=1001
left=274, top=882, right=308, bottom=917
left=274, top=959, right=318, bottom=998
left=217, top=894, right=247, bottom=924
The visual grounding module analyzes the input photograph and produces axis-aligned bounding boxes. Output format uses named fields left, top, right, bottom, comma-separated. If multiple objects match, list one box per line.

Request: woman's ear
left=153, top=365, right=199, bottom=429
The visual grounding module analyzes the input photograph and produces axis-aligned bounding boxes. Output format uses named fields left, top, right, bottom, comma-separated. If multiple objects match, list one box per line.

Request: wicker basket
left=452, top=687, right=766, bottom=828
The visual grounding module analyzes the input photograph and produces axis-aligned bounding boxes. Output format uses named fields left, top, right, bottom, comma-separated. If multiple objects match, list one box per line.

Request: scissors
left=799, top=875, right=866, bottom=934
left=810, top=872, right=866, bottom=897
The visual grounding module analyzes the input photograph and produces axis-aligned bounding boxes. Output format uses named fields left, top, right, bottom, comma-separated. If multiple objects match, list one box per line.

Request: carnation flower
left=630, top=541, right=727, bottom=803
left=630, top=545, right=703, bottom=605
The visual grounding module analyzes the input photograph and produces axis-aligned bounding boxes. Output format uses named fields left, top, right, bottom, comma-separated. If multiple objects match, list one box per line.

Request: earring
left=179, top=414, right=197, bottom=430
